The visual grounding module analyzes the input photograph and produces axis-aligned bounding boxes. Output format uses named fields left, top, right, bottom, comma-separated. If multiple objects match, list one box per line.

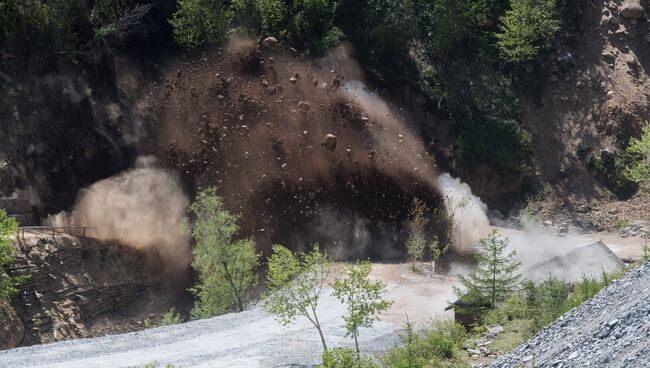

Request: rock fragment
left=322, top=134, right=337, bottom=152
left=620, top=0, right=645, bottom=18
left=262, top=37, right=278, bottom=47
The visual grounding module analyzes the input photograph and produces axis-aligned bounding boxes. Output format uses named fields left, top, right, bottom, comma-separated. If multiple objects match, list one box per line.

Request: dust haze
left=48, top=157, right=191, bottom=274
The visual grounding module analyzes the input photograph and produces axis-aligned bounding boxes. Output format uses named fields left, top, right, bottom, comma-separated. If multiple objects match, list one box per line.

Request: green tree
left=171, top=0, right=231, bottom=48
left=428, top=235, right=449, bottom=277
left=187, top=188, right=260, bottom=318
left=405, top=198, right=428, bottom=271
left=0, top=209, right=20, bottom=300
left=454, top=230, right=521, bottom=309
left=624, top=123, right=650, bottom=192
left=263, top=243, right=331, bottom=350
left=231, top=0, right=287, bottom=38
left=531, top=275, right=568, bottom=330
left=495, top=0, right=561, bottom=62
left=332, top=261, right=393, bottom=355
left=289, top=0, right=340, bottom=53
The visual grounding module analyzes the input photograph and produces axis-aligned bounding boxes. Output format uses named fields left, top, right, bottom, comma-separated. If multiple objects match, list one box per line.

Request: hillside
left=1, top=0, right=650, bottom=366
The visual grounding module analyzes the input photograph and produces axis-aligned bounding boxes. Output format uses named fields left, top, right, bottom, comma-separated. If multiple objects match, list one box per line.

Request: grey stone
left=262, top=37, right=278, bottom=47
left=620, top=0, right=645, bottom=18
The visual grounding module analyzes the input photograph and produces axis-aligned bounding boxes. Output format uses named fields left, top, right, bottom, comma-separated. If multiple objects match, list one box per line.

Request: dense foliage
left=320, top=348, right=379, bottom=368
left=187, top=187, right=260, bottom=318
left=495, top=0, right=561, bottom=62
left=382, top=319, right=468, bottom=368
left=623, top=123, right=650, bottom=191
left=171, top=0, right=230, bottom=48
left=0, top=209, right=20, bottom=300
left=0, top=0, right=573, bottom=187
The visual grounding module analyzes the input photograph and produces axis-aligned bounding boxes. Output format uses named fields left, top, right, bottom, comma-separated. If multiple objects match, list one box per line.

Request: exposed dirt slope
left=522, top=0, right=650, bottom=227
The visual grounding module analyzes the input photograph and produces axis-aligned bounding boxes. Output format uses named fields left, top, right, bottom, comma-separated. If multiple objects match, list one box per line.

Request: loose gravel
left=492, top=261, right=650, bottom=368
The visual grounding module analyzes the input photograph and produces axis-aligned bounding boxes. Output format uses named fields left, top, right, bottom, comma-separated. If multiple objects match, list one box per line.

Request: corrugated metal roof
left=521, top=241, right=625, bottom=283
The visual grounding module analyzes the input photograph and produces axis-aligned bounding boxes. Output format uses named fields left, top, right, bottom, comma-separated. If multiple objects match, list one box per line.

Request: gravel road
left=492, top=261, right=650, bottom=368
left=0, top=264, right=455, bottom=368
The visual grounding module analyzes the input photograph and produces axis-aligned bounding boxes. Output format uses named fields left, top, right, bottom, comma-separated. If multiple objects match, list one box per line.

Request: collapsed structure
left=521, top=241, right=625, bottom=283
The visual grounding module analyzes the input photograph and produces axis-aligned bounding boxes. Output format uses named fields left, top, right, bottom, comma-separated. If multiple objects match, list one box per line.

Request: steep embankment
left=522, top=0, right=650, bottom=228
left=5, top=230, right=170, bottom=347
left=492, top=261, right=650, bottom=368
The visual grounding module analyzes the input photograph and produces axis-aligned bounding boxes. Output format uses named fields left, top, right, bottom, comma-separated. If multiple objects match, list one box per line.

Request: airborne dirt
left=143, top=39, right=448, bottom=259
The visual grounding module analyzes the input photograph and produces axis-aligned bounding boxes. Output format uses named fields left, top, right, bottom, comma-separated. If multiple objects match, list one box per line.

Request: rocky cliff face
left=0, top=299, right=23, bottom=350
left=5, top=230, right=170, bottom=347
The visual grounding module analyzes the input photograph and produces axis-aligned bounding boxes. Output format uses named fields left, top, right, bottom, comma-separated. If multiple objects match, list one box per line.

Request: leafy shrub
left=0, top=209, right=21, bottom=301
left=495, top=0, right=561, bottom=62
left=382, top=319, right=468, bottom=368
left=406, top=198, right=428, bottom=270
left=587, top=151, right=637, bottom=199
left=320, top=348, right=379, bottom=368
left=623, top=123, right=650, bottom=192
left=483, top=292, right=530, bottom=325
left=158, top=308, right=182, bottom=327
left=171, top=0, right=232, bottom=48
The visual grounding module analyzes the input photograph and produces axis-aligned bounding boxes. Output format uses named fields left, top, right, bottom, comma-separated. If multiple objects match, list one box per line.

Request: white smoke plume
left=436, top=173, right=491, bottom=251
left=48, top=157, right=191, bottom=274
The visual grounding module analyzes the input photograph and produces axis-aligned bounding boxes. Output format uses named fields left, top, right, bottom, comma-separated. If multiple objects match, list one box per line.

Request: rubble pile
left=492, top=261, right=650, bottom=368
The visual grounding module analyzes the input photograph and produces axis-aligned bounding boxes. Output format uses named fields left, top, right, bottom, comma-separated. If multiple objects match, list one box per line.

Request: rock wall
left=5, top=231, right=159, bottom=346
left=0, top=300, right=24, bottom=350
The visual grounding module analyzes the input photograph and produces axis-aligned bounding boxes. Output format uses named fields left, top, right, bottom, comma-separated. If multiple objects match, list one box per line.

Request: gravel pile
left=492, top=261, right=650, bottom=368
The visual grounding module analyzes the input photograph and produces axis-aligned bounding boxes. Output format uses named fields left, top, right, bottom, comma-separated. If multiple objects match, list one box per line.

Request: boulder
left=620, top=0, right=645, bottom=18
left=262, top=37, right=278, bottom=47
left=322, top=134, right=337, bottom=152
left=0, top=300, right=24, bottom=350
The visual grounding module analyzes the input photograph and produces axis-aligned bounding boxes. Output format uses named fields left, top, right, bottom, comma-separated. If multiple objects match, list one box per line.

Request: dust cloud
left=437, top=173, right=491, bottom=251
left=342, top=80, right=439, bottom=189
left=48, top=157, right=191, bottom=274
